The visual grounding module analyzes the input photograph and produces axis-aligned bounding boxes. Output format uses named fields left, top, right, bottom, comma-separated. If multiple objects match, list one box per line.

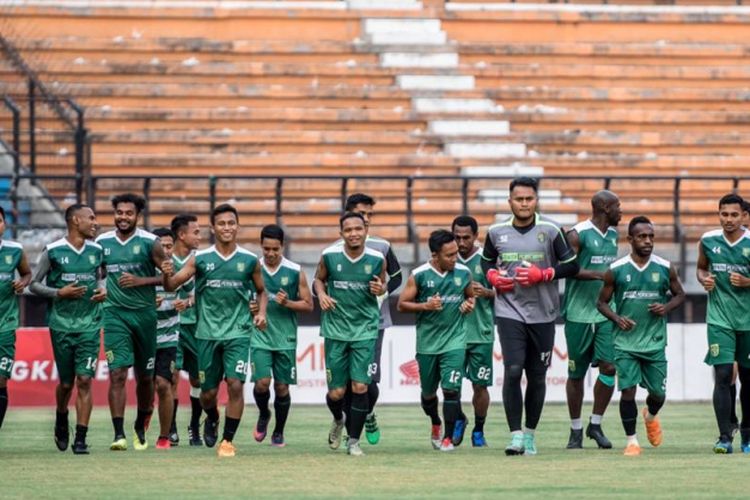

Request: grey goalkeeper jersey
left=482, top=213, right=576, bottom=324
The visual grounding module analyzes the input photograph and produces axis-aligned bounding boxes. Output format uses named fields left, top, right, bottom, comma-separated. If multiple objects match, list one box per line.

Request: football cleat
left=156, top=437, right=171, bottom=450
left=188, top=425, right=203, bottom=447
left=642, top=408, right=663, bottom=447
left=110, top=437, right=127, bottom=451
left=714, top=438, right=733, bottom=454
left=431, top=424, right=442, bottom=450
left=566, top=428, right=583, bottom=449
left=217, top=439, right=236, bottom=457
left=505, top=433, right=525, bottom=456
left=133, top=428, right=148, bottom=451
left=54, top=423, right=70, bottom=452
left=347, top=441, right=364, bottom=457
left=471, top=431, right=487, bottom=448
left=440, top=437, right=455, bottom=452
left=365, top=412, right=381, bottom=445
left=72, top=441, right=90, bottom=455
left=254, top=415, right=271, bottom=443
left=203, top=418, right=219, bottom=448
left=586, top=423, right=613, bottom=449
left=523, top=433, right=537, bottom=456
left=271, top=432, right=286, bottom=448
left=452, top=418, right=467, bottom=447
left=328, top=417, right=345, bottom=450
left=624, top=442, right=642, bottom=456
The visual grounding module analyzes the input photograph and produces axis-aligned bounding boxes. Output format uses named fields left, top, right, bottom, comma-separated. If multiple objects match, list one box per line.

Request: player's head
left=339, top=212, right=366, bottom=251
left=627, top=215, right=654, bottom=258
left=591, top=190, right=622, bottom=227
left=741, top=199, right=750, bottom=229
left=718, top=193, right=745, bottom=234
left=344, top=193, right=375, bottom=229
left=171, top=213, right=201, bottom=251
left=260, top=224, right=285, bottom=267
left=65, top=203, right=97, bottom=239
left=508, top=177, right=538, bottom=223
left=210, top=204, right=239, bottom=244
left=153, top=227, right=175, bottom=258
left=111, top=193, right=145, bottom=235
left=429, top=229, right=458, bottom=272
left=451, top=215, right=478, bottom=258
left=0, top=205, right=5, bottom=235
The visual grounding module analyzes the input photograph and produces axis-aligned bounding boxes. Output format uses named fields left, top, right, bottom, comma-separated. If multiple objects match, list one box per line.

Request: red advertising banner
left=9, top=328, right=194, bottom=407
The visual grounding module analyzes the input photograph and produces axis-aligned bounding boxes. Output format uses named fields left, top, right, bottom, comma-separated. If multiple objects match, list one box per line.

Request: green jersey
left=0, top=240, right=24, bottom=331
left=320, top=245, right=384, bottom=342
left=96, top=229, right=158, bottom=311
left=610, top=254, right=671, bottom=353
left=563, top=220, right=619, bottom=323
left=194, top=245, right=258, bottom=341
left=173, top=253, right=196, bottom=325
left=252, top=257, right=301, bottom=351
left=412, top=261, right=472, bottom=355
left=155, top=270, right=179, bottom=348
left=458, top=248, right=493, bottom=344
left=42, top=238, right=103, bottom=333
left=700, top=229, right=750, bottom=331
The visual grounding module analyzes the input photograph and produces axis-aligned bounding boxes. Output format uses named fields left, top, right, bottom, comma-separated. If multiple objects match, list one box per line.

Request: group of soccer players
left=0, top=177, right=748, bottom=458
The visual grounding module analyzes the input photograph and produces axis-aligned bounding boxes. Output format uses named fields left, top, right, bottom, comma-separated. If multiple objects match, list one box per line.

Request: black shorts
left=370, top=329, right=385, bottom=383
left=496, top=318, right=555, bottom=370
left=154, top=346, right=177, bottom=381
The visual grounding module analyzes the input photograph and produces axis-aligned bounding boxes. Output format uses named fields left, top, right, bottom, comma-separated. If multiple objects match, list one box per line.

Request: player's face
left=211, top=212, right=238, bottom=244
left=606, top=199, right=623, bottom=227
left=742, top=209, right=750, bottom=229
left=351, top=203, right=374, bottom=230
left=0, top=213, right=5, bottom=236
left=262, top=237, right=283, bottom=267
left=509, top=185, right=537, bottom=223
left=435, top=240, right=459, bottom=272
left=628, top=223, right=654, bottom=258
left=114, top=202, right=138, bottom=235
left=75, top=207, right=98, bottom=239
left=340, top=217, right=366, bottom=250
left=452, top=225, right=476, bottom=257
left=719, top=203, right=743, bottom=234
left=159, top=235, right=174, bottom=259
left=180, top=221, right=201, bottom=250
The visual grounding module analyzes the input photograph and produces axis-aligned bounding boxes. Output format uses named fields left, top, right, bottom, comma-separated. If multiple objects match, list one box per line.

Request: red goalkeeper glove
left=486, top=269, right=514, bottom=293
left=515, top=264, right=555, bottom=287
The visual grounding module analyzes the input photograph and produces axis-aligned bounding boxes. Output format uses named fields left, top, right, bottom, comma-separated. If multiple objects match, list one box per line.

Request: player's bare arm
left=251, top=261, right=268, bottom=330
left=649, top=264, right=686, bottom=317
left=163, top=254, right=195, bottom=292
left=696, top=243, right=715, bottom=291
left=13, top=252, right=32, bottom=294
left=397, top=274, right=441, bottom=312
left=459, top=278, right=476, bottom=314
left=597, top=269, right=635, bottom=331
left=313, top=257, right=336, bottom=311
left=278, top=271, right=314, bottom=313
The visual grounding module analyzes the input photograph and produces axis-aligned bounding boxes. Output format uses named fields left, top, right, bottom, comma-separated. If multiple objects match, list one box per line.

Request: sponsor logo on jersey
left=590, top=255, right=617, bottom=265
left=132, top=245, right=141, bottom=255
left=623, top=290, right=661, bottom=300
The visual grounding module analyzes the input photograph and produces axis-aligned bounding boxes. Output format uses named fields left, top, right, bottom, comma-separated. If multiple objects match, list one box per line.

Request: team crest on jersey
left=744, top=248, right=750, bottom=257
left=237, top=262, right=246, bottom=272
left=105, top=350, right=114, bottom=363
left=4, top=255, right=11, bottom=265
left=537, top=233, right=546, bottom=243
left=364, top=264, right=372, bottom=274
left=651, top=272, right=660, bottom=283
left=132, top=245, right=141, bottom=255
left=454, top=276, right=462, bottom=286
left=337, top=264, right=342, bottom=272
left=280, top=276, right=289, bottom=286
left=89, top=254, right=96, bottom=265
left=710, top=344, right=720, bottom=357
left=475, top=265, right=482, bottom=275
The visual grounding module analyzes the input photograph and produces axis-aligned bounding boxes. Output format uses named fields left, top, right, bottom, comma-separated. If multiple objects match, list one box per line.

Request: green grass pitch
left=0, top=402, right=747, bottom=498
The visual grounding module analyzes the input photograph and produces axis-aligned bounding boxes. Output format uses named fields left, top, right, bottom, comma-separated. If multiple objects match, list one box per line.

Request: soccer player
left=152, top=228, right=179, bottom=449
left=170, top=213, right=203, bottom=446
left=0, top=209, right=35, bottom=430
left=251, top=224, right=313, bottom=447
left=96, top=193, right=169, bottom=451
left=163, top=203, right=268, bottom=458
left=29, top=204, right=105, bottom=454
left=562, top=190, right=622, bottom=449
left=452, top=215, right=494, bottom=447
left=697, top=194, right=750, bottom=453
left=597, top=216, right=685, bottom=456
left=481, top=176, right=579, bottom=456
left=314, top=212, right=386, bottom=457
left=398, top=230, right=474, bottom=452
left=342, top=193, right=402, bottom=445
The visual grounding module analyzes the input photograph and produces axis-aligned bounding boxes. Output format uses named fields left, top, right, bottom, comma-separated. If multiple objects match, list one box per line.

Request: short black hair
left=628, top=215, right=653, bottom=236
left=429, top=229, right=455, bottom=253
left=742, top=199, right=750, bottom=214
left=451, top=215, right=478, bottom=234
left=345, top=193, right=376, bottom=212
left=210, top=203, right=239, bottom=225
left=509, top=176, right=538, bottom=193
left=64, top=203, right=89, bottom=224
left=0, top=205, right=6, bottom=220
left=111, top=193, right=146, bottom=214
left=719, top=193, right=745, bottom=210
left=339, top=211, right=365, bottom=229
left=261, top=224, right=285, bottom=244
left=153, top=227, right=174, bottom=240
left=171, top=213, right=197, bottom=236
